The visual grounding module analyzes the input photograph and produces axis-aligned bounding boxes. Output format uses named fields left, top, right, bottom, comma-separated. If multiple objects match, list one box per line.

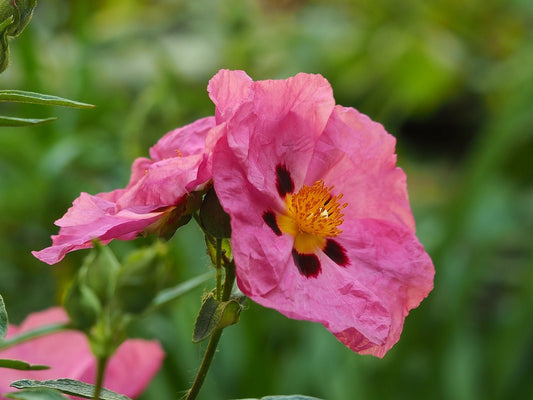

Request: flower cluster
left=34, top=70, right=434, bottom=358
left=0, top=308, right=163, bottom=399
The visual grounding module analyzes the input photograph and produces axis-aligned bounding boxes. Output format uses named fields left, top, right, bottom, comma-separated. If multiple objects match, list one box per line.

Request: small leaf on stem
left=192, top=292, right=242, bottom=343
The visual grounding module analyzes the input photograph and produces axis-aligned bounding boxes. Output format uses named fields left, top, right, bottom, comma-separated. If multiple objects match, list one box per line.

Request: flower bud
left=199, top=187, right=231, bottom=239
left=0, top=0, right=37, bottom=72
left=115, top=241, right=170, bottom=314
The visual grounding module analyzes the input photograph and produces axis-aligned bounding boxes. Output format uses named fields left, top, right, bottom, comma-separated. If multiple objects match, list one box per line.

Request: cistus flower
left=211, top=70, right=435, bottom=357
left=0, top=307, right=164, bottom=399
left=32, top=116, right=217, bottom=265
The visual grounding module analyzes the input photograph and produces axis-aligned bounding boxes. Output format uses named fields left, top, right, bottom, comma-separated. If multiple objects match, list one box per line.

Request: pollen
left=277, top=180, right=347, bottom=253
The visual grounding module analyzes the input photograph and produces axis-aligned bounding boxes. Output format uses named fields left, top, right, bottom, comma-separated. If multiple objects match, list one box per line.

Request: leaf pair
left=0, top=295, right=50, bottom=372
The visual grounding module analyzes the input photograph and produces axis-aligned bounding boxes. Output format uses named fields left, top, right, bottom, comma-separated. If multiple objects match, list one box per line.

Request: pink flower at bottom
left=211, top=70, right=435, bottom=357
left=0, top=307, right=164, bottom=399
left=33, top=116, right=216, bottom=265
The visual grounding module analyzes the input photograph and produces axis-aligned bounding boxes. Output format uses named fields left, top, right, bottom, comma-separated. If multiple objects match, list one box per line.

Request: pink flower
left=211, top=70, right=435, bottom=357
left=0, top=307, right=164, bottom=399
left=33, top=116, right=216, bottom=265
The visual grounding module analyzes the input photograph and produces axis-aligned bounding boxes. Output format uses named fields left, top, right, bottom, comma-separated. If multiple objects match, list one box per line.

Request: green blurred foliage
left=1, top=0, right=532, bottom=399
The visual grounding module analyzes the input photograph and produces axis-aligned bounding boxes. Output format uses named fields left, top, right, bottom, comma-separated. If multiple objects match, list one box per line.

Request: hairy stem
left=185, top=256, right=236, bottom=400
left=93, top=355, right=109, bottom=400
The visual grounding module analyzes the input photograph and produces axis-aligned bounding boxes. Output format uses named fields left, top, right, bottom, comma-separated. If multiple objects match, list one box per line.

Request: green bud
left=0, top=0, right=37, bottom=73
left=79, top=241, right=121, bottom=306
left=199, top=187, right=231, bottom=239
left=63, top=279, right=101, bottom=333
left=115, top=241, right=170, bottom=314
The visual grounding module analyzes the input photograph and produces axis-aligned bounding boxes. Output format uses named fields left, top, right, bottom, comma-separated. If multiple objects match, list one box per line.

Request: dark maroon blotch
left=324, top=239, right=349, bottom=267
left=276, top=164, right=294, bottom=198
left=292, top=249, right=321, bottom=278
left=263, top=211, right=282, bottom=236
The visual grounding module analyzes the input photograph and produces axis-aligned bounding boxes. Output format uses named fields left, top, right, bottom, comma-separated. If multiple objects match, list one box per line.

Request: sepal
left=192, top=292, right=242, bottom=343
left=199, top=187, right=231, bottom=239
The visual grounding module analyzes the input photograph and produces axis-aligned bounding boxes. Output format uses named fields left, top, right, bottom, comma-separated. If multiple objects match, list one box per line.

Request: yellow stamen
left=277, top=180, right=347, bottom=253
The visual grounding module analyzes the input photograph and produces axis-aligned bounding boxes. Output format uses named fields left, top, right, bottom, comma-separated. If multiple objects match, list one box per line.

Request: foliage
left=0, top=1, right=532, bottom=399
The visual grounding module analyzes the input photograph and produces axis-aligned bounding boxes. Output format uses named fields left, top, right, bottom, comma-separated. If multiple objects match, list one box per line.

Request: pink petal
left=78, top=340, right=165, bottom=399
left=220, top=72, right=336, bottom=198
left=32, top=193, right=168, bottom=265
left=307, top=106, right=416, bottom=231
left=207, top=69, right=253, bottom=123
left=149, top=116, right=215, bottom=161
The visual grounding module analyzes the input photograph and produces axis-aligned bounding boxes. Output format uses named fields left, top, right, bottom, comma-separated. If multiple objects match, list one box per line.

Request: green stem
left=185, top=328, right=223, bottom=400
left=0, top=323, right=70, bottom=350
left=93, top=355, right=109, bottom=400
left=185, top=259, right=236, bottom=400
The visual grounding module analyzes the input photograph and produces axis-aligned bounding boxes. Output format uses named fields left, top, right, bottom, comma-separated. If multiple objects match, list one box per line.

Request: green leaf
left=148, top=271, right=214, bottom=312
left=10, top=379, right=132, bottom=400
left=0, top=359, right=49, bottom=370
left=5, top=388, right=68, bottom=400
left=0, top=90, right=94, bottom=108
left=0, top=116, right=57, bottom=127
left=192, top=292, right=242, bottom=343
left=0, top=294, right=7, bottom=339
left=0, top=323, right=69, bottom=351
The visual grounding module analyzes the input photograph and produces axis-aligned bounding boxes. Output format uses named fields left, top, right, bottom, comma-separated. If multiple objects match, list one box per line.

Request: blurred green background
left=1, top=0, right=532, bottom=399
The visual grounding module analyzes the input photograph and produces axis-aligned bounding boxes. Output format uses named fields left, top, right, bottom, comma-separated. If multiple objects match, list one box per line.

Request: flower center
left=277, top=180, right=347, bottom=253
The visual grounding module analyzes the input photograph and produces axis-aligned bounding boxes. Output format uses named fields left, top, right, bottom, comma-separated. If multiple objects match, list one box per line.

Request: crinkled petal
left=208, top=69, right=253, bottom=123
left=149, top=116, right=215, bottom=161
left=307, top=106, right=415, bottom=231
left=116, top=155, right=204, bottom=209
left=330, top=218, right=434, bottom=357
left=32, top=193, right=168, bottom=264
left=219, top=72, right=336, bottom=199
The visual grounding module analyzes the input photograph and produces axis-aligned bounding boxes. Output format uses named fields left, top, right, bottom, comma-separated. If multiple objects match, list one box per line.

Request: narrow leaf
left=148, top=271, right=214, bottom=311
left=0, top=359, right=49, bottom=370
left=0, top=294, right=7, bottom=339
left=0, top=90, right=94, bottom=108
left=5, top=388, right=68, bottom=400
left=10, top=379, right=131, bottom=400
left=233, top=396, right=324, bottom=400
left=0, top=323, right=69, bottom=351
left=0, top=116, right=57, bottom=127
